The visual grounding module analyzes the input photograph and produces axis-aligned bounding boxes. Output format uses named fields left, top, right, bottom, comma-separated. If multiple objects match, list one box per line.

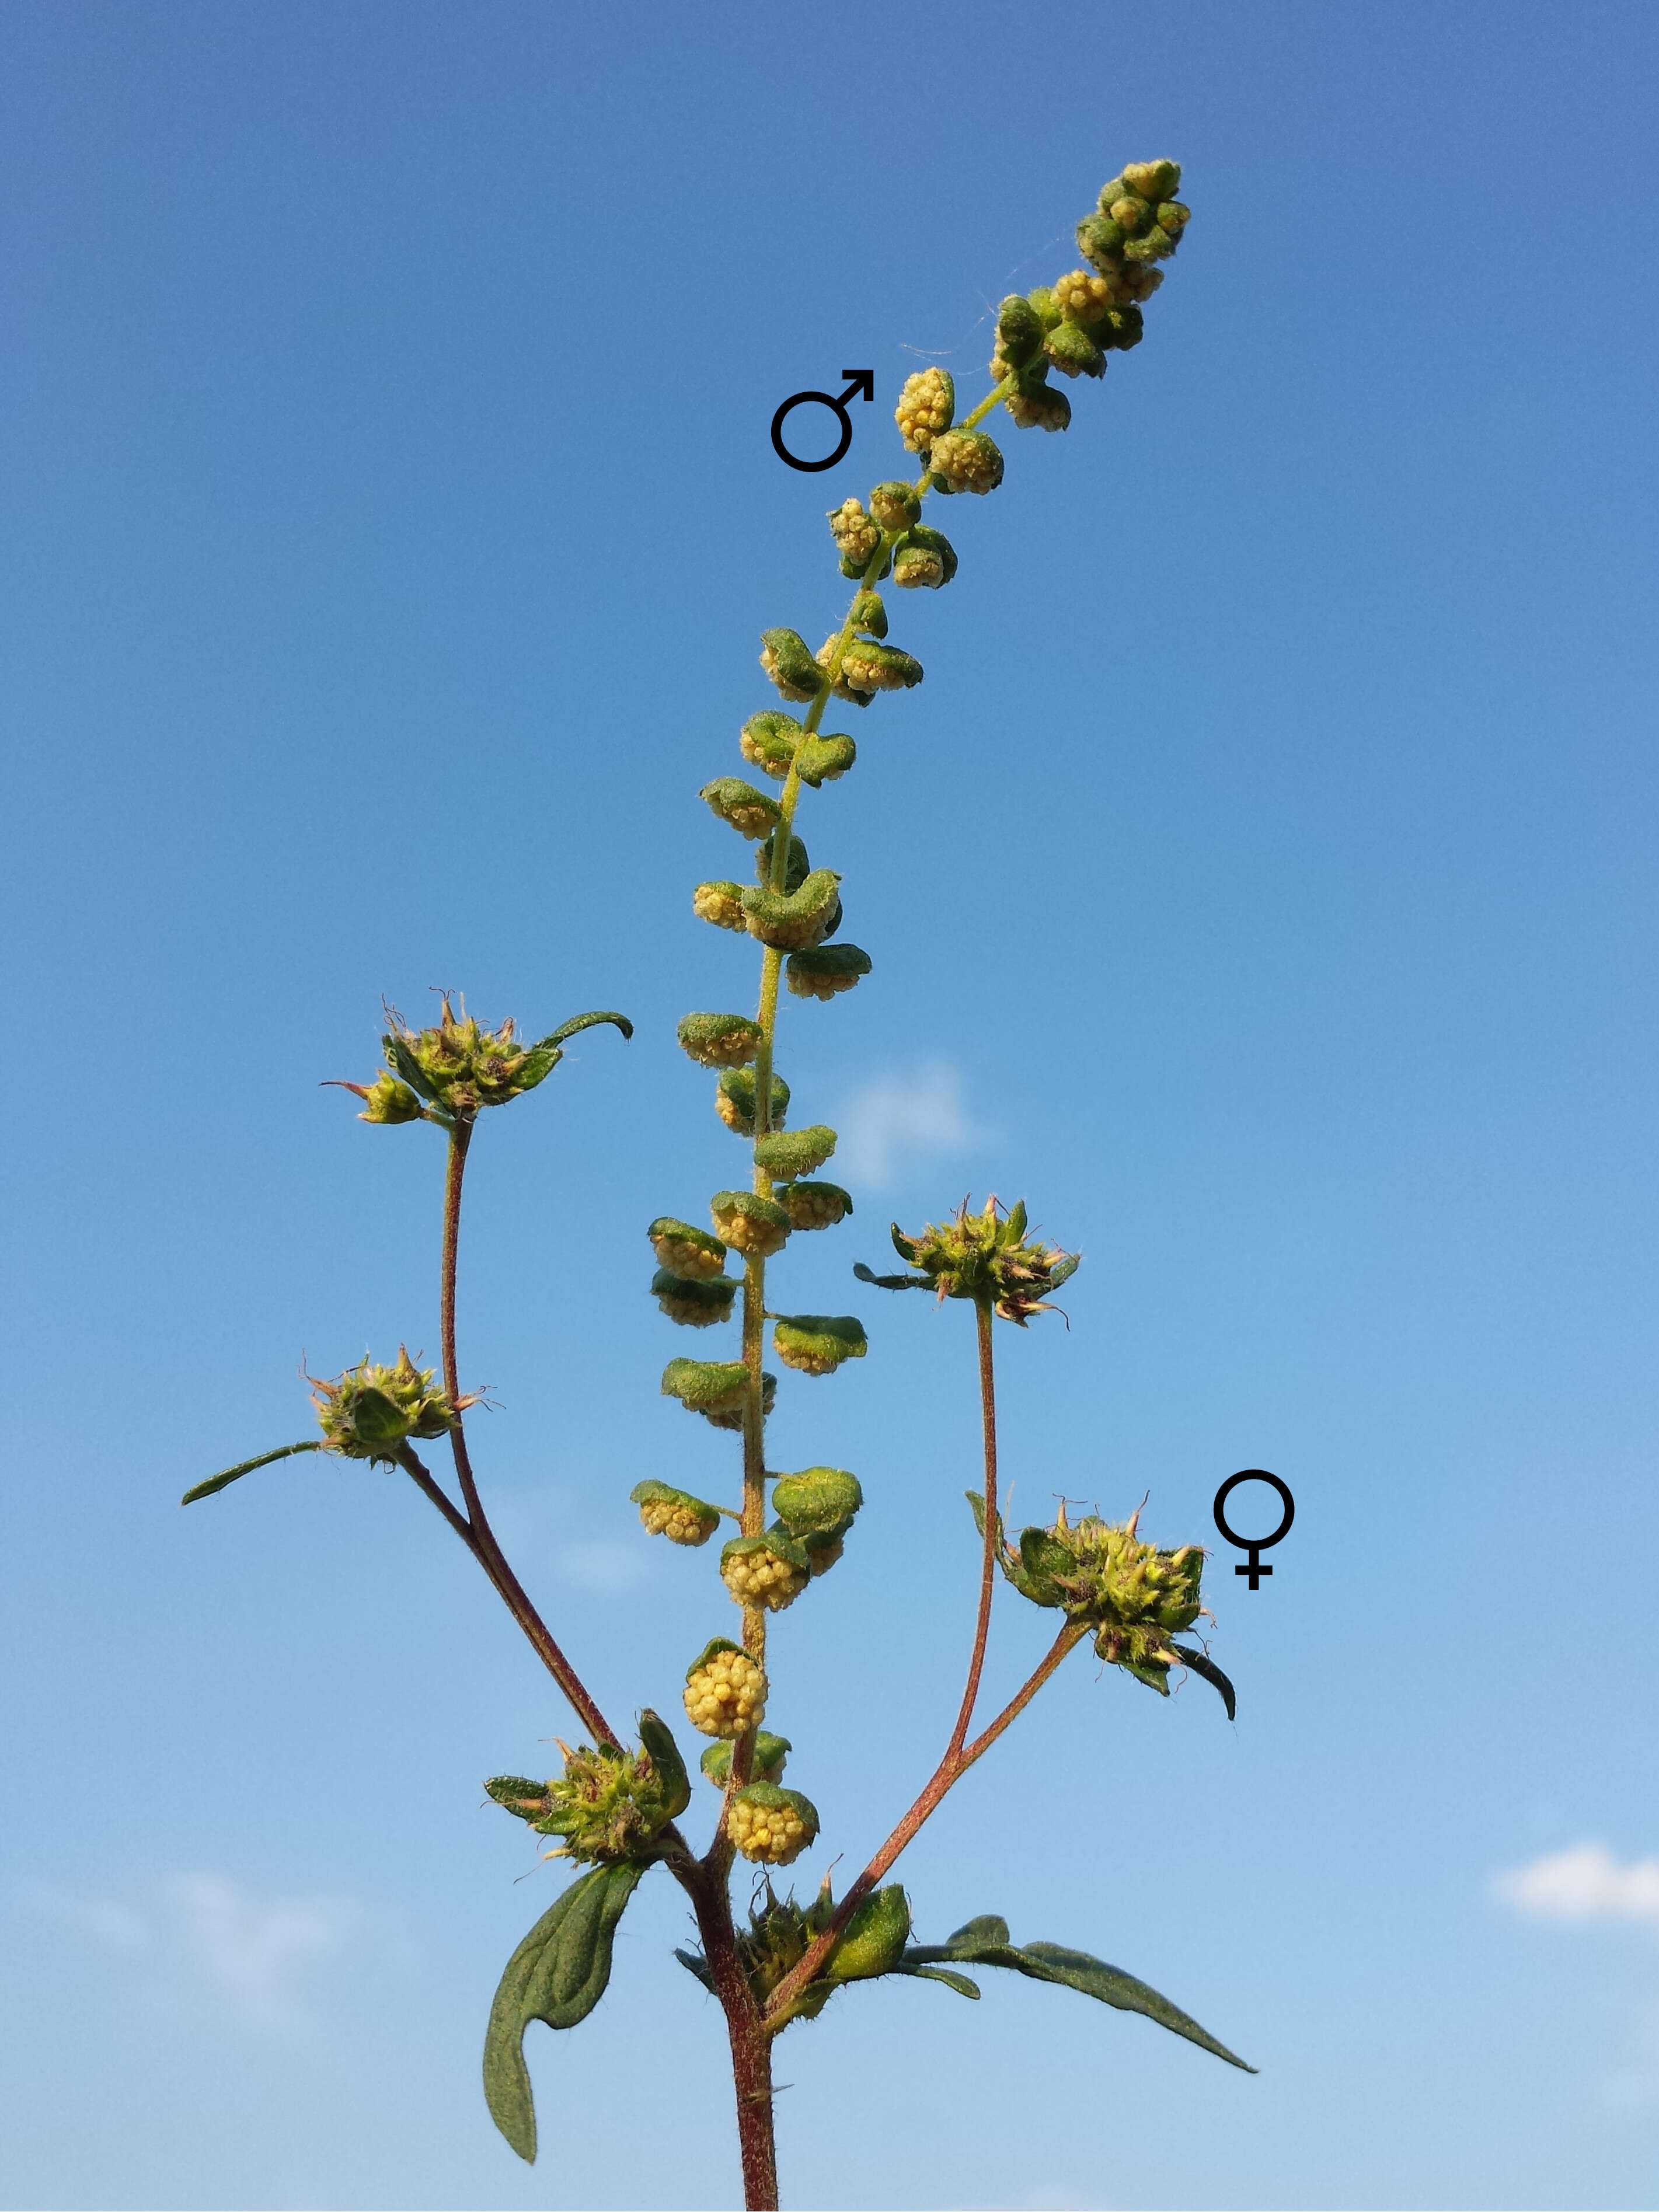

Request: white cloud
left=835, top=1062, right=983, bottom=1187
left=1492, top=1842, right=1659, bottom=1928
left=23, top=1873, right=349, bottom=2030
left=165, top=1874, right=348, bottom=2026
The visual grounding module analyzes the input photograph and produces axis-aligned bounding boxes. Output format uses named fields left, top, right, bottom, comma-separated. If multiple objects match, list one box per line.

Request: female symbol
left=1211, top=1470, right=1295, bottom=1589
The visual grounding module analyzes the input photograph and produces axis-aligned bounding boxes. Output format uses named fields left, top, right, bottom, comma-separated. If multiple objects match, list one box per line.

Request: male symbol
left=770, top=371, right=875, bottom=472
left=1211, top=1470, right=1295, bottom=1589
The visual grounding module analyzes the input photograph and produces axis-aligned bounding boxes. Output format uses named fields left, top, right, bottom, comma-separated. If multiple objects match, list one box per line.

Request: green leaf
left=483, top=1861, right=648, bottom=2163
left=1014, top=1942, right=1256, bottom=2071
left=893, top=1959, right=982, bottom=1998
left=180, top=1440, right=323, bottom=1506
left=1173, top=1644, right=1238, bottom=1722
left=854, top=1261, right=928, bottom=1291
left=542, top=1009, right=635, bottom=1048
left=945, top=1913, right=1010, bottom=1951
left=907, top=1916, right=1255, bottom=2074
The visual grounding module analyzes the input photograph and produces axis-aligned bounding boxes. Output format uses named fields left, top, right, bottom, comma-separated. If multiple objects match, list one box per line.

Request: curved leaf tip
left=180, top=1440, right=323, bottom=1506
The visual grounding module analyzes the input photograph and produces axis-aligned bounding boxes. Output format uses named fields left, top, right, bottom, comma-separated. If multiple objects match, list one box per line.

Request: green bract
left=701, top=777, right=782, bottom=839
left=741, top=869, right=842, bottom=950
left=630, top=1480, right=723, bottom=1547
left=715, top=1066, right=789, bottom=1136
left=772, top=1314, right=867, bottom=1376
left=785, top=944, right=870, bottom=1000
left=780, top=1179, right=853, bottom=1230
left=646, top=1217, right=729, bottom=1279
left=771, top=1467, right=862, bottom=1536
left=660, top=1358, right=749, bottom=1419
left=677, top=1012, right=762, bottom=1068
left=650, top=1268, right=737, bottom=1328
left=755, top=830, right=811, bottom=894
left=794, top=733, right=856, bottom=787
left=753, top=1124, right=837, bottom=1180
left=711, top=1189, right=792, bottom=1257
left=700, top=1732, right=791, bottom=1786
left=759, top=626, right=826, bottom=700
left=740, top=709, right=803, bottom=780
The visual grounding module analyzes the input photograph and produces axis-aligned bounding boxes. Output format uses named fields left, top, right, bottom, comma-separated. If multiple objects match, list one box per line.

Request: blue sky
left=4, top=3, right=1657, bottom=2206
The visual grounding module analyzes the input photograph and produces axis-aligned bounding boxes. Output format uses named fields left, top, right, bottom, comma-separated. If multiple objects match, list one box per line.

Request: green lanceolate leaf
left=180, top=1440, right=323, bottom=1506
left=904, top=1917, right=1255, bottom=2074
left=483, top=1861, right=649, bottom=2163
left=1172, top=1643, right=1238, bottom=1721
left=542, top=1009, right=635, bottom=1049
left=1014, top=1942, right=1256, bottom=2071
left=892, top=1961, right=982, bottom=1998
left=853, top=1260, right=928, bottom=1291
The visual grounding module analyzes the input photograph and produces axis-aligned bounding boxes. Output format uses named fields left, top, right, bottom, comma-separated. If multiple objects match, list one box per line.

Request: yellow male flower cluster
left=894, top=367, right=956, bottom=454
left=726, top=1782, right=819, bottom=1865
left=684, top=1640, right=768, bottom=1738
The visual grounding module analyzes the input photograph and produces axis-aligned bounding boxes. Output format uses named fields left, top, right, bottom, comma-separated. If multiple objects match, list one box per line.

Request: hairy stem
left=762, top=1620, right=1086, bottom=2026
left=427, top=1122, right=621, bottom=1749
left=945, top=1296, right=1000, bottom=1761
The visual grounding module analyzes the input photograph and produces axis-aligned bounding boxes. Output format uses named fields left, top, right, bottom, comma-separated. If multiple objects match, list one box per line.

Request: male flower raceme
left=858, top=1196, right=1079, bottom=1324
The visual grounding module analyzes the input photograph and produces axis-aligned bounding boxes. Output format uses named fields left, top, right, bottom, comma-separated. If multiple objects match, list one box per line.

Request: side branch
left=945, top=1296, right=999, bottom=1761
left=761, top=1619, right=1086, bottom=2025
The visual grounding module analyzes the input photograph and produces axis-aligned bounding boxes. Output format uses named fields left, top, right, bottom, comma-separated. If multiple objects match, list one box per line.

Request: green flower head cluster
left=999, top=1502, right=1207, bottom=1692
left=308, top=1348, right=475, bottom=1463
left=863, top=1198, right=1079, bottom=1324
left=484, top=1714, right=690, bottom=1865
left=340, top=996, right=632, bottom=1125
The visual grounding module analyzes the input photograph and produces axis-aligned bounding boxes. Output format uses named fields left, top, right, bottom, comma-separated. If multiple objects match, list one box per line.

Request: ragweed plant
left=187, top=162, right=1252, bottom=2211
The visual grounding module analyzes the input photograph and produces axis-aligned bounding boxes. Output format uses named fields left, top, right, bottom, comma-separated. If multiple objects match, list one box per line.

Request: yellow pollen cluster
left=684, top=1649, right=767, bottom=1737
left=721, top=1547, right=808, bottom=1611
left=928, top=430, right=1002, bottom=495
left=727, top=1794, right=810, bottom=1864
left=1054, top=268, right=1114, bottom=321
left=713, top=1206, right=789, bottom=1258
left=894, top=367, right=953, bottom=453
left=693, top=882, right=746, bottom=931
left=828, top=498, right=881, bottom=565
left=1006, top=385, right=1071, bottom=432
left=640, top=1496, right=718, bottom=1545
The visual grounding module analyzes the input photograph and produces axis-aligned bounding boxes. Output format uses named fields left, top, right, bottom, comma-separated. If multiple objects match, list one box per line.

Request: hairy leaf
left=905, top=1918, right=1254, bottom=2073
left=853, top=1260, right=927, bottom=1290
left=180, top=1440, right=323, bottom=1506
left=1172, top=1644, right=1238, bottom=1721
left=483, top=1861, right=647, bottom=2163
left=893, top=1960, right=981, bottom=1998
left=542, top=1009, right=635, bottom=1049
